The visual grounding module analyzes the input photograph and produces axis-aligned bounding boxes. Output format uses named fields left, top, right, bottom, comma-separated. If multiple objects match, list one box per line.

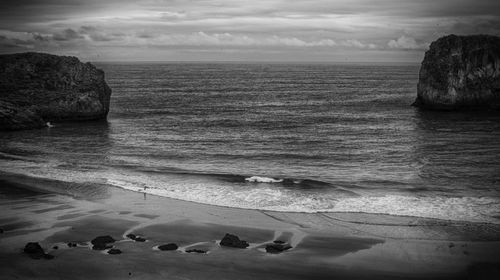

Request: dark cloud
left=0, top=34, right=34, bottom=52
left=52, top=28, right=83, bottom=41
left=33, top=33, right=50, bottom=42
left=0, top=0, right=499, bottom=61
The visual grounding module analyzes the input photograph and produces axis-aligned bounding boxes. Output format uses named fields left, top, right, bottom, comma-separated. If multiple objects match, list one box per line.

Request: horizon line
left=90, top=60, right=421, bottom=65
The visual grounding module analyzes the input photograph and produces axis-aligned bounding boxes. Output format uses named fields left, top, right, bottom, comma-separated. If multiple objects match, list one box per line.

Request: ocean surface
left=1, top=63, right=500, bottom=223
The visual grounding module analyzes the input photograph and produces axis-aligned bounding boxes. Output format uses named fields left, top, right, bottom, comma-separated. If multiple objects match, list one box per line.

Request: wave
left=1, top=159, right=499, bottom=224
left=105, top=176, right=500, bottom=224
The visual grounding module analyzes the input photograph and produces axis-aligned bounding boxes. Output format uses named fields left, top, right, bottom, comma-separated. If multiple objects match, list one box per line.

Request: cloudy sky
left=1, top=0, right=499, bottom=62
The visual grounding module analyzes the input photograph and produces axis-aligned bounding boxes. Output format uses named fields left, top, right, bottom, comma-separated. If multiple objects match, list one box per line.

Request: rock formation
left=91, top=235, right=116, bottom=250
left=23, top=242, right=54, bottom=259
left=220, top=233, right=249, bottom=248
left=413, top=34, right=500, bottom=110
left=158, top=243, right=178, bottom=251
left=107, top=248, right=122, bottom=255
left=265, top=243, right=292, bottom=254
left=0, top=52, right=111, bottom=130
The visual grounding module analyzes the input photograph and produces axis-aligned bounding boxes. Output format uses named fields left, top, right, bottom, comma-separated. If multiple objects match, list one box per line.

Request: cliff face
left=413, top=34, right=500, bottom=110
left=0, top=52, right=111, bottom=130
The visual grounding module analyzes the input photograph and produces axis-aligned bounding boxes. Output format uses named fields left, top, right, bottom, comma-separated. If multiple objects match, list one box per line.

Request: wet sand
left=1, top=174, right=500, bottom=279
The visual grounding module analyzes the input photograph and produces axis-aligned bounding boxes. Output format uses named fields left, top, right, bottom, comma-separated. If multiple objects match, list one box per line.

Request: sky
left=0, top=0, right=499, bottom=62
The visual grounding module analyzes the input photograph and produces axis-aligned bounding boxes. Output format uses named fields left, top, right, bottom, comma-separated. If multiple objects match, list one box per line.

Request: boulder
left=126, top=234, right=136, bottom=240
left=67, top=242, right=77, bottom=248
left=126, top=233, right=146, bottom=242
left=24, top=242, right=54, bottom=259
left=413, top=34, right=500, bottom=110
left=91, top=235, right=116, bottom=250
left=91, top=235, right=115, bottom=245
left=220, top=233, right=249, bottom=249
left=265, top=243, right=292, bottom=254
left=158, top=243, right=178, bottom=251
left=0, top=52, right=112, bottom=131
left=107, top=249, right=122, bottom=255
left=24, top=242, right=45, bottom=259
left=185, top=249, right=206, bottom=254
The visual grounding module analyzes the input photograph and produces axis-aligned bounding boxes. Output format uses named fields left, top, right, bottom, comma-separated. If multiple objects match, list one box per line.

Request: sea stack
left=413, top=34, right=500, bottom=110
left=0, top=52, right=111, bottom=131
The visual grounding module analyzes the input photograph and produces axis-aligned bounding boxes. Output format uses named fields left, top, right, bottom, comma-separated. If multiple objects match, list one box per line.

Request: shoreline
left=1, top=172, right=500, bottom=279
left=1, top=170, right=499, bottom=227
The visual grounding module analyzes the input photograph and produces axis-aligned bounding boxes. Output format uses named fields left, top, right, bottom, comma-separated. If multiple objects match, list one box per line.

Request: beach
left=1, top=172, right=499, bottom=279
left=1, top=62, right=500, bottom=279
left=2, top=0, right=500, bottom=279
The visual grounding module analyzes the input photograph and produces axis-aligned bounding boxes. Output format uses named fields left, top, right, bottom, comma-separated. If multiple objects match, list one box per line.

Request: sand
left=1, top=174, right=500, bottom=279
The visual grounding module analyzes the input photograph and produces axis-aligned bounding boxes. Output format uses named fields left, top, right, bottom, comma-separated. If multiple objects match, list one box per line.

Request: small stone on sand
left=158, top=243, right=178, bottom=251
left=186, top=249, right=206, bottom=254
left=265, top=243, right=292, bottom=254
left=108, top=249, right=122, bottom=255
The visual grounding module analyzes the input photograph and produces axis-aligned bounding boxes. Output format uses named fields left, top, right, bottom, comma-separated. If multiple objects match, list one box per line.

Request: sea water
left=1, top=63, right=499, bottom=223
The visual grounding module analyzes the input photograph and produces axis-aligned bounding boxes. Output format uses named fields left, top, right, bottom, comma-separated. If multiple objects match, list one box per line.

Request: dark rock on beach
left=0, top=228, right=3, bottom=233
left=67, top=242, right=77, bottom=248
left=92, top=235, right=116, bottom=244
left=24, top=242, right=54, bottom=259
left=0, top=52, right=112, bottom=131
left=220, top=233, right=249, bottom=249
left=91, top=235, right=116, bottom=250
left=107, top=248, right=122, bottom=255
left=265, top=243, right=292, bottom=254
left=186, top=249, right=207, bottom=254
left=158, top=243, right=178, bottom=251
left=24, top=242, right=45, bottom=259
left=273, top=240, right=286, bottom=244
left=126, top=234, right=136, bottom=240
left=126, top=233, right=146, bottom=242
left=413, top=34, right=500, bottom=111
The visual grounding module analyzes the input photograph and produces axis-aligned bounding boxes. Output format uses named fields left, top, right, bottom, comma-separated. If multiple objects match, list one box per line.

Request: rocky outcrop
left=158, top=243, right=178, bottom=251
left=126, top=234, right=146, bottom=242
left=265, top=243, right=292, bottom=254
left=219, top=233, right=249, bottom=248
left=185, top=249, right=207, bottom=254
left=107, top=248, right=122, bottom=255
left=91, top=235, right=116, bottom=250
left=0, top=52, right=111, bottom=130
left=23, top=242, right=54, bottom=259
left=413, top=34, right=500, bottom=110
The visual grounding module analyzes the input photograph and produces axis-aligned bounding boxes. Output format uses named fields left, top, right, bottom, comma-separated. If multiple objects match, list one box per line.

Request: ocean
left=1, top=63, right=499, bottom=223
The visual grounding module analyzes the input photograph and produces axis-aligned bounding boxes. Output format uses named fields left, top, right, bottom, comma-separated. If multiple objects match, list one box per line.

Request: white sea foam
left=2, top=160, right=499, bottom=224
left=105, top=173, right=500, bottom=224
left=245, top=176, right=283, bottom=183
